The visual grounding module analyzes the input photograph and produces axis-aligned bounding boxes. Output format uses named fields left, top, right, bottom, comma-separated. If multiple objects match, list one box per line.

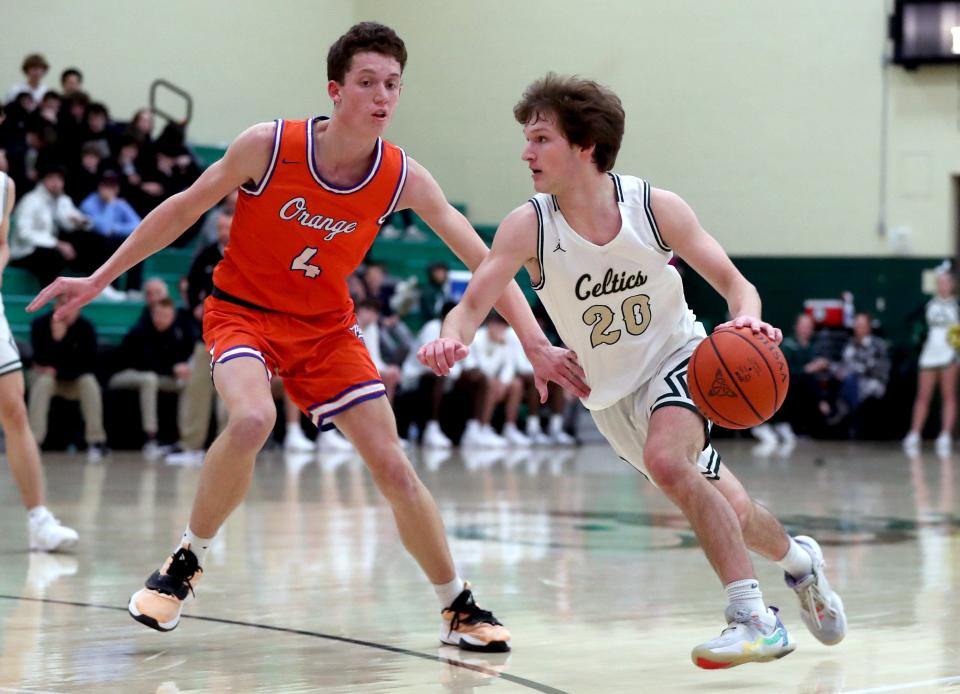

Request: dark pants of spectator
left=69, top=232, right=143, bottom=290
left=778, top=372, right=824, bottom=436
left=11, top=247, right=66, bottom=288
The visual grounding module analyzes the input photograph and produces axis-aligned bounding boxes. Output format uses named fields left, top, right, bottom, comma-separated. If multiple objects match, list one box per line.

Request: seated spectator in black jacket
left=59, top=68, right=83, bottom=98
left=28, top=298, right=107, bottom=461
left=57, top=91, right=90, bottom=167
left=37, top=91, right=60, bottom=128
left=67, top=142, right=104, bottom=204
left=80, top=102, right=115, bottom=159
left=107, top=297, right=195, bottom=457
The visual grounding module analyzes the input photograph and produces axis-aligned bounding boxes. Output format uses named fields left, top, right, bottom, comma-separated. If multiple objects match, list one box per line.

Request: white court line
left=843, top=675, right=960, bottom=693
left=0, top=688, right=68, bottom=694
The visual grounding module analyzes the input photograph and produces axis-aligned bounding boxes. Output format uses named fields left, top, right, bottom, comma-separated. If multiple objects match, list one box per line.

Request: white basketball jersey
left=530, top=174, right=698, bottom=410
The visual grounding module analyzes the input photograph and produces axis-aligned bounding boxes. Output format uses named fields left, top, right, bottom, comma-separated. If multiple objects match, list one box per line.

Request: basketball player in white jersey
left=419, top=74, right=847, bottom=668
left=0, top=167, right=78, bottom=552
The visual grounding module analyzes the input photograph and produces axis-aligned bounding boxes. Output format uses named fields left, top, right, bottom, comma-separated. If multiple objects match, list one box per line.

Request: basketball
left=688, top=327, right=789, bottom=429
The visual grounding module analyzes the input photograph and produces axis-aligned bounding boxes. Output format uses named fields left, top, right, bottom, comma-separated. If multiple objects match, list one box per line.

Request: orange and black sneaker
left=127, top=546, right=202, bottom=632
left=440, top=583, right=511, bottom=652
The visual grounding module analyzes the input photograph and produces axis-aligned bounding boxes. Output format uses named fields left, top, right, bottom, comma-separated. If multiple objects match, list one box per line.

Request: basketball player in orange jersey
left=27, top=24, right=588, bottom=652
left=419, top=74, right=848, bottom=668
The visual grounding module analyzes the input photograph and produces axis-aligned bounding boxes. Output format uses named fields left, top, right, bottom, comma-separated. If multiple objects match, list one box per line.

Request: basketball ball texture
left=688, top=327, right=789, bottom=430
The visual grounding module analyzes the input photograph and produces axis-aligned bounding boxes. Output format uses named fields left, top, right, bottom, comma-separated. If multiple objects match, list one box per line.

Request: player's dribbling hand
left=716, top=315, right=783, bottom=344
left=418, top=337, right=470, bottom=376
left=527, top=344, right=590, bottom=403
left=27, top=276, right=104, bottom=321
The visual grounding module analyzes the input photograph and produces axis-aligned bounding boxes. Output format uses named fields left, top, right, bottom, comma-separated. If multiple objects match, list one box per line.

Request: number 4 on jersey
left=291, top=247, right=322, bottom=278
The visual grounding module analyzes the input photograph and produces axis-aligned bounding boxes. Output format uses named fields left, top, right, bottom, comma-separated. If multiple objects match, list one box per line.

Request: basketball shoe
left=440, top=583, right=511, bottom=652
left=785, top=536, right=847, bottom=645
left=128, top=545, right=203, bottom=632
left=28, top=509, right=79, bottom=552
left=691, top=605, right=795, bottom=669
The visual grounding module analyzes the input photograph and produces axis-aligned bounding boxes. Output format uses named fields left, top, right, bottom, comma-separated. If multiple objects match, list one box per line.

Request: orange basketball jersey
left=213, top=117, right=407, bottom=318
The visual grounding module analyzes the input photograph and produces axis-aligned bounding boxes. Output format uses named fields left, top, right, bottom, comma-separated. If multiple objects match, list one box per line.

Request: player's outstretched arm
left=417, top=203, right=589, bottom=400
left=651, top=188, right=782, bottom=344
left=27, top=122, right=275, bottom=321
left=397, top=159, right=545, bottom=340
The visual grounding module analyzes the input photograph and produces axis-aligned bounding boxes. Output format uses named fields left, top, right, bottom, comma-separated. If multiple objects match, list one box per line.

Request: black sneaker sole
left=129, top=608, right=177, bottom=632
left=455, top=638, right=511, bottom=653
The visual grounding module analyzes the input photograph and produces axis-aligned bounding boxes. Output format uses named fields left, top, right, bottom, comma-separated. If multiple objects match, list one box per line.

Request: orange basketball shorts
left=202, top=297, right=385, bottom=430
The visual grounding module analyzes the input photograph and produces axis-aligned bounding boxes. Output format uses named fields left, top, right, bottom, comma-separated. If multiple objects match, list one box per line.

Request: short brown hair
left=327, top=22, right=407, bottom=83
left=514, top=74, right=625, bottom=172
left=22, top=53, right=49, bottom=73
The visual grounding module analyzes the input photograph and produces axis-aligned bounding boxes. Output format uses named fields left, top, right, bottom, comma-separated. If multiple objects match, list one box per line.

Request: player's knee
left=0, top=392, right=28, bottom=428
left=371, top=452, right=419, bottom=500
left=226, top=403, right=276, bottom=449
left=644, top=449, right=694, bottom=492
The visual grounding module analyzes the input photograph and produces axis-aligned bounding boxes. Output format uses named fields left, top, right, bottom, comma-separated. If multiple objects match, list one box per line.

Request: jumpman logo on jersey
left=553, top=240, right=566, bottom=253
left=708, top=369, right=738, bottom=398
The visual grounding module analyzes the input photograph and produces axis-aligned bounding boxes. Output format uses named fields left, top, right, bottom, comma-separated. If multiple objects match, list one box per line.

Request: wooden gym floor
left=0, top=438, right=956, bottom=693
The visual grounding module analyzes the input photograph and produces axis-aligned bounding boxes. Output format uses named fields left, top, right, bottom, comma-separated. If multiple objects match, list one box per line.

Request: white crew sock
left=179, top=527, right=215, bottom=567
left=27, top=505, right=51, bottom=524
left=725, top=578, right=773, bottom=627
left=777, top=537, right=814, bottom=579
left=434, top=575, right=466, bottom=608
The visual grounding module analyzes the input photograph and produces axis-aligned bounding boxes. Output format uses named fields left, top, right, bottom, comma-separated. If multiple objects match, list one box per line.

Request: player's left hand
left=716, top=315, right=783, bottom=344
left=527, top=344, right=590, bottom=402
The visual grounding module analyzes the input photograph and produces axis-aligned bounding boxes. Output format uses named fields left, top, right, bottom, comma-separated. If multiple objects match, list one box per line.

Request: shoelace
left=721, top=606, right=780, bottom=637
left=798, top=578, right=835, bottom=629
left=164, top=548, right=200, bottom=598
left=446, top=591, right=503, bottom=634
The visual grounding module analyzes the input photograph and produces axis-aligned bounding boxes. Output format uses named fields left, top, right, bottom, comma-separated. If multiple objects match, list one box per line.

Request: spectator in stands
left=362, top=260, right=413, bottom=365
left=461, top=312, right=516, bottom=448
left=6, top=54, right=49, bottom=106
left=28, top=297, right=108, bottom=461
left=904, top=267, right=959, bottom=455
left=356, top=298, right=402, bottom=403
left=108, top=297, right=195, bottom=457
left=79, top=170, right=143, bottom=291
left=59, top=68, right=83, bottom=97
left=140, top=124, right=200, bottom=220
left=13, top=114, right=58, bottom=193
left=419, top=261, right=450, bottom=323
left=67, top=142, right=104, bottom=204
left=37, top=92, right=60, bottom=128
left=10, top=164, right=86, bottom=288
left=81, top=103, right=114, bottom=159
left=165, top=210, right=232, bottom=464
left=507, top=328, right=576, bottom=446
left=124, top=108, right=155, bottom=155
left=380, top=208, right=426, bottom=241
left=762, top=313, right=821, bottom=444
left=196, top=189, right=237, bottom=248
left=400, top=301, right=458, bottom=448
left=831, top=312, right=891, bottom=437
left=57, top=91, right=90, bottom=165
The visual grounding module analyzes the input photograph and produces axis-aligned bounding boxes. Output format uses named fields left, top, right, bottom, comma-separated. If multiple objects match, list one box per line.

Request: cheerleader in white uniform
left=904, top=269, right=959, bottom=454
